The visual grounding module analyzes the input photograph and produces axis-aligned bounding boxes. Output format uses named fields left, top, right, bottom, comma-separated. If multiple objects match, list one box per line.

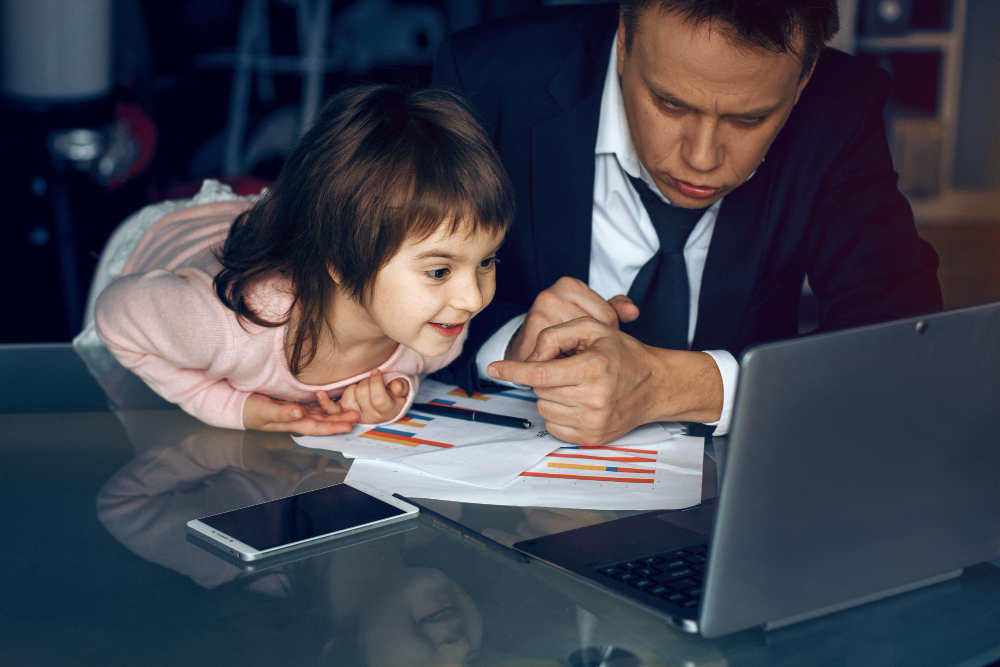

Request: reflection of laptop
left=515, top=303, right=1000, bottom=638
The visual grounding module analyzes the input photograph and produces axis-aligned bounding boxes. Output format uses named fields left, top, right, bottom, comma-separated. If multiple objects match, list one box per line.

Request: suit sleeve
left=806, top=68, right=943, bottom=330
left=95, top=269, right=252, bottom=429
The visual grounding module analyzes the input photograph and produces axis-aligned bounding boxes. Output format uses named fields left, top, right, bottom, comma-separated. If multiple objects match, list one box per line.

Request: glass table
left=4, top=344, right=999, bottom=666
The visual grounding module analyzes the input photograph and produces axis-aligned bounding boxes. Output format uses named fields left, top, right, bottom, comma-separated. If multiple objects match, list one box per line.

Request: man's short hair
left=619, top=0, right=840, bottom=78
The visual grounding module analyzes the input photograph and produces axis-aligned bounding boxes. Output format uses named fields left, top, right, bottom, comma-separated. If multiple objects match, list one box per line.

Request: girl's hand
left=242, top=393, right=359, bottom=435
left=338, top=370, right=410, bottom=424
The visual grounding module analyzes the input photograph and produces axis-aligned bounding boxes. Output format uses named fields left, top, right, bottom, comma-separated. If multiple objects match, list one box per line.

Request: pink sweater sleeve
left=95, top=268, right=251, bottom=429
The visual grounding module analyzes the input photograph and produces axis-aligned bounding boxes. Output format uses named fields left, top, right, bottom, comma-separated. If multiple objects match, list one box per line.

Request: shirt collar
left=595, top=38, right=642, bottom=178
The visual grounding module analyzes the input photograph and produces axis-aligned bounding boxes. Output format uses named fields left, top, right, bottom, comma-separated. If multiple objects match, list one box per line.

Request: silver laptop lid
left=700, top=303, right=1000, bottom=638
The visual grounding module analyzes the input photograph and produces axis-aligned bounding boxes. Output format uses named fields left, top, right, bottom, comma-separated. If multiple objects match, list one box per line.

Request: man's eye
left=660, top=99, right=684, bottom=111
left=735, top=115, right=765, bottom=126
left=479, top=256, right=499, bottom=269
left=426, top=268, right=449, bottom=280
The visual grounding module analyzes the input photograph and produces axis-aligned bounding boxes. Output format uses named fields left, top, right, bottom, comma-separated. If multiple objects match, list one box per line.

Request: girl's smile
left=429, top=321, right=466, bottom=337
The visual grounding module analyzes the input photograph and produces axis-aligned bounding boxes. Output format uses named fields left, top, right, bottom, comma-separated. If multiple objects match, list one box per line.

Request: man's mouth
left=667, top=175, right=721, bottom=200
left=430, top=322, right=466, bottom=338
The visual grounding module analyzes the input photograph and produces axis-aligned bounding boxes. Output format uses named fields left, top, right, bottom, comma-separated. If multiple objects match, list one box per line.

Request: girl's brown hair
left=214, top=84, right=514, bottom=375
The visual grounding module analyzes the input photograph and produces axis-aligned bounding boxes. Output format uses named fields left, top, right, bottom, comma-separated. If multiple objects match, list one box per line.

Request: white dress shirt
left=476, top=39, right=740, bottom=435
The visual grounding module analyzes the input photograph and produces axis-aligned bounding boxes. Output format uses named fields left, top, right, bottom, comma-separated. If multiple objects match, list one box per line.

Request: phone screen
left=200, top=484, right=406, bottom=551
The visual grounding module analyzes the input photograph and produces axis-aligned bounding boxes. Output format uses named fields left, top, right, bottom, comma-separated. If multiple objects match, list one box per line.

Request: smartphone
left=186, top=481, right=418, bottom=561
left=185, top=520, right=418, bottom=572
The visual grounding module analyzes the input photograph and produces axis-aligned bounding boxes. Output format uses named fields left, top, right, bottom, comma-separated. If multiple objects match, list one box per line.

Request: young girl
left=95, top=84, right=513, bottom=435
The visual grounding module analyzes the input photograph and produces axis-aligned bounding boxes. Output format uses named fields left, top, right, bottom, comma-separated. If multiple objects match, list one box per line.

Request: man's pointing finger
left=486, top=356, right=581, bottom=388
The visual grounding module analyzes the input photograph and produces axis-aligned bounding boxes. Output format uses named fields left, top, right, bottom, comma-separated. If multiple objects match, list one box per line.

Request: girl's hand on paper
left=337, top=370, right=409, bottom=424
left=243, top=393, right=359, bottom=435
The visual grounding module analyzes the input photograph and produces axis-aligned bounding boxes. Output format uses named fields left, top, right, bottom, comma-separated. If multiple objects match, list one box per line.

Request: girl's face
left=362, top=221, right=504, bottom=357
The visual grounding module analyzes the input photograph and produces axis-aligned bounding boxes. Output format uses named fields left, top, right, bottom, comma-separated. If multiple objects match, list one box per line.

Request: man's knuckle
left=536, top=291, right=557, bottom=308
left=555, top=276, right=576, bottom=290
left=598, top=304, right=617, bottom=325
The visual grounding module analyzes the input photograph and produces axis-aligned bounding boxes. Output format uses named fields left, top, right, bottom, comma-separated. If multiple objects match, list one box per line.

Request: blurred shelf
left=857, top=32, right=958, bottom=51
left=912, top=192, right=1000, bottom=225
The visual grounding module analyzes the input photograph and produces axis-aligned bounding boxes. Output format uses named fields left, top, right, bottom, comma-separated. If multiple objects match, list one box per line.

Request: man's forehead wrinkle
left=643, top=65, right=785, bottom=119
left=638, top=25, right=801, bottom=117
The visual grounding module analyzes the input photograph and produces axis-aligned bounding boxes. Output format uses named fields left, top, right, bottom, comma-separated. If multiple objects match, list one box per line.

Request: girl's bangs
left=392, top=158, right=512, bottom=242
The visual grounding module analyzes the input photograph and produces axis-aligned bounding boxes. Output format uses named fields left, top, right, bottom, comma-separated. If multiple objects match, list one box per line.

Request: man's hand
left=488, top=317, right=723, bottom=445
left=242, top=393, right=359, bottom=435
left=507, top=277, right=639, bottom=361
left=337, top=369, right=410, bottom=424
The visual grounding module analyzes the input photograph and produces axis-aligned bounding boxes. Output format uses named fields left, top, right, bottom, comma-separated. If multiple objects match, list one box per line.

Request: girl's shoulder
left=242, top=272, right=296, bottom=325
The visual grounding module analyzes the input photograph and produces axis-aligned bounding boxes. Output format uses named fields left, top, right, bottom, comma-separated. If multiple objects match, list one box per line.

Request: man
left=431, top=1, right=941, bottom=445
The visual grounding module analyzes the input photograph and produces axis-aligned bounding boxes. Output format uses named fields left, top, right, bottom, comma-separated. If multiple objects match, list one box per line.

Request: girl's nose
left=450, top=276, right=485, bottom=313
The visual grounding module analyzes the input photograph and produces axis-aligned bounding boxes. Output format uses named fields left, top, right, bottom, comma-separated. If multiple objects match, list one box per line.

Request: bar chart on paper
left=296, top=378, right=704, bottom=509
left=524, top=444, right=662, bottom=484
left=293, top=379, right=550, bottom=461
left=346, top=422, right=705, bottom=511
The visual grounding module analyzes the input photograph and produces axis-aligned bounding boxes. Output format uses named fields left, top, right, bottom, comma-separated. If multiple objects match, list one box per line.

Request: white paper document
left=294, top=380, right=559, bottom=488
left=345, top=432, right=704, bottom=510
left=294, top=379, right=704, bottom=509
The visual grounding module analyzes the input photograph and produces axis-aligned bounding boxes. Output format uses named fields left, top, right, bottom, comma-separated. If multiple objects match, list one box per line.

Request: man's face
left=617, top=8, right=813, bottom=209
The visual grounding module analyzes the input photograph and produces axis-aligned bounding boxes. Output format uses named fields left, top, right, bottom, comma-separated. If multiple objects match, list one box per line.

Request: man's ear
left=617, top=18, right=627, bottom=78
left=793, top=61, right=816, bottom=105
left=327, top=265, right=342, bottom=285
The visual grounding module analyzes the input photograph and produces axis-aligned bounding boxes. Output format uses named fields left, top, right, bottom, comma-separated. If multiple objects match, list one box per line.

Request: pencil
left=411, top=402, right=532, bottom=429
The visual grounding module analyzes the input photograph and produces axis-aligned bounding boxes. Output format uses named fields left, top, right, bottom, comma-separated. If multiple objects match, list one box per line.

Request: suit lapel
left=692, top=160, right=774, bottom=352
left=530, top=11, right=617, bottom=289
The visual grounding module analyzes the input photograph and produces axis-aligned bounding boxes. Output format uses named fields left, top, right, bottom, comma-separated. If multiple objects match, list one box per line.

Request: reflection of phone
left=186, top=481, right=418, bottom=561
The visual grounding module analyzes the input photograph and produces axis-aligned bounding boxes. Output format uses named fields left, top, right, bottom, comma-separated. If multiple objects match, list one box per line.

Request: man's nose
left=681, top=118, right=724, bottom=173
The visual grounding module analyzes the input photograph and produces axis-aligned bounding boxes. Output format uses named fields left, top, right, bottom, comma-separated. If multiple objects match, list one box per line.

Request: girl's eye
left=426, top=268, right=450, bottom=280
left=479, top=256, right=499, bottom=269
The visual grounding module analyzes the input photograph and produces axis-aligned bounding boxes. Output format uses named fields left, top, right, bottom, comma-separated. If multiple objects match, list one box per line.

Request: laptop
left=514, top=302, right=1000, bottom=638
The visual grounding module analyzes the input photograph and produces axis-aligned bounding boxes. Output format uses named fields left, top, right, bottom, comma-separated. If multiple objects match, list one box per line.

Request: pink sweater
left=95, top=201, right=466, bottom=430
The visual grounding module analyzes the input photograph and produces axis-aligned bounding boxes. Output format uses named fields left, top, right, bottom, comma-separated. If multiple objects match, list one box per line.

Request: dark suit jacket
left=431, top=3, right=942, bottom=392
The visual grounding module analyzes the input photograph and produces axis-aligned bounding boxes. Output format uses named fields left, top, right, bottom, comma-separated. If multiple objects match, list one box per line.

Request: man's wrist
left=649, top=348, right=724, bottom=424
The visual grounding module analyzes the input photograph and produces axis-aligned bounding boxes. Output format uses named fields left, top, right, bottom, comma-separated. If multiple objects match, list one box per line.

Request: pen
left=392, top=493, right=531, bottom=564
left=411, top=402, right=531, bottom=429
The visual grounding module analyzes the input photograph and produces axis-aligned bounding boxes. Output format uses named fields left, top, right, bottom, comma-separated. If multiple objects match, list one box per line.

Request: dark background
left=1, top=0, right=997, bottom=344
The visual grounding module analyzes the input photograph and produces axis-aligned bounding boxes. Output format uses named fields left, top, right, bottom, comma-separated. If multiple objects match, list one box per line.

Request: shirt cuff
left=700, top=350, right=740, bottom=436
left=475, top=313, right=529, bottom=389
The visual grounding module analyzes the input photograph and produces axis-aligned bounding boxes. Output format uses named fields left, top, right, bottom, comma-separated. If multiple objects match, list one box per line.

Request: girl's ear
left=327, top=265, right=342, bottom=284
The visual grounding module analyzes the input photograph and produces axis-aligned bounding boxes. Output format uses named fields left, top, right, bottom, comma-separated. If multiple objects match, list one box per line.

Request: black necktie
left=620, top=175, right=705, bottom=350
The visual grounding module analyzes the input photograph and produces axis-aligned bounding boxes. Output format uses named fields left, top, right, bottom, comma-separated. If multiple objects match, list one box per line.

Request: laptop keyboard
left=595, top=543, right=709, bottom=611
